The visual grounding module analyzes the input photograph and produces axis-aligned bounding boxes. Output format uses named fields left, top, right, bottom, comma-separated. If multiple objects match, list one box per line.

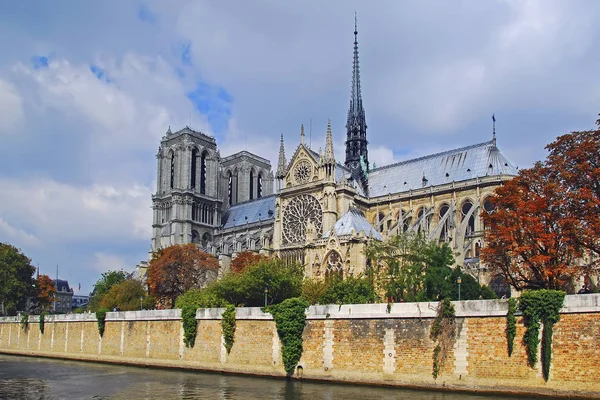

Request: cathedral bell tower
left=344, top=14, right=368, bottom=181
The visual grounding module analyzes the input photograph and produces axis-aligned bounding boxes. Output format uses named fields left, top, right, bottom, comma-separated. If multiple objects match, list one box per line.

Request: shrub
left=221, top=304, right=236, bottom=354
left=268, top=297, right=309, bottom=376
left=96, top=308, right=109, bottom=337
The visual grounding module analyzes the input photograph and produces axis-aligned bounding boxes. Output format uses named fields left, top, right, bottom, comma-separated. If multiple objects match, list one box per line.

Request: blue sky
left=0, top=0, right=599, bottom=295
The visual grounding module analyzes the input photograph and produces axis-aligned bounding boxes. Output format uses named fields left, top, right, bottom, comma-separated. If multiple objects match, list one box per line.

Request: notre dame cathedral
left=149, top=21, right=516, bottom=291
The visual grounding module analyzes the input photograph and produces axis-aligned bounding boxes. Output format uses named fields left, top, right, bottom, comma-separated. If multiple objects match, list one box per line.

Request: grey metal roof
left=335, top=163, right=367, bottom=197
left=324, top=208, right=382, bottom=240
left=368, top=140, right=517, bottom=197
left=221, top=195, right=276, bottom=229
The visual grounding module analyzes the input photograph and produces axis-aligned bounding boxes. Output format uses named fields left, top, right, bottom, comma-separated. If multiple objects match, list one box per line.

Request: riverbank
left=1, top=295, right=599, bottom=398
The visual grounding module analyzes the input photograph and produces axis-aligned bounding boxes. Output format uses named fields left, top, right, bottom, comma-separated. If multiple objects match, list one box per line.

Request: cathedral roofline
left=164, top=126, right=216, bottom=144
left=221, top=150, right=272, bottom=166
left=371, top=140, right=499, bottom=172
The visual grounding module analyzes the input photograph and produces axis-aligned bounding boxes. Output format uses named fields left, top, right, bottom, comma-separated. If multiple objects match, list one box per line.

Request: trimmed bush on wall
left=221, top=305, right=236, bottom=354
left=96, top=309, right=108, bottom=337
left=268, top=297, right=309, bottom=376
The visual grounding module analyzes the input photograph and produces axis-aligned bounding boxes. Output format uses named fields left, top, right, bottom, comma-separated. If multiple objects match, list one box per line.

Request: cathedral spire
left=345, top=13, right=368, bottom=176
left=276, top=134, right=287, bottom=178
left=325, top=119, right=335, bottom=162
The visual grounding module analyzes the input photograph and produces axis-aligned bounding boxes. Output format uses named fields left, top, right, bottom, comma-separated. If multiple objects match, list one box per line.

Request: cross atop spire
left=345, top=13, right=369, bottom=179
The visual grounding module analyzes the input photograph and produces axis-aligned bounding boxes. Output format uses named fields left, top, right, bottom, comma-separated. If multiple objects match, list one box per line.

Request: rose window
left=282, top=194, right=322, bottom=244
left=293, top=160, right=312, bottom=185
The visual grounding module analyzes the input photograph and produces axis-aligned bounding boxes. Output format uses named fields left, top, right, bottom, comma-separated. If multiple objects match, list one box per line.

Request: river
left=0, top=354, right=538, bottom=400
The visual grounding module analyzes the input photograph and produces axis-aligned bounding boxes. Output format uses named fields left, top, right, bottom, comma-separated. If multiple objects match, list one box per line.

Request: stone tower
left=151, top=126, right=222, bottom=252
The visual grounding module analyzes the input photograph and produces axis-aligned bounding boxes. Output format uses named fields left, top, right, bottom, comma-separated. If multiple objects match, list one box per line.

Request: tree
left=147, top=244, right=219, bottom=308
left=545, top=121, right=600, bottom=267
left=35, top=274, right=56, bottom=312
left=88, top=270, right=128, bottom=311
left=365, top=233, right=456, bottom=302
left=481, top=163, right=582, bottom=291
left=99, top=279, right=154, bottom=311
left=230, top=251, right=267, bottom=274
left=0, top=242, right=36, bottom=315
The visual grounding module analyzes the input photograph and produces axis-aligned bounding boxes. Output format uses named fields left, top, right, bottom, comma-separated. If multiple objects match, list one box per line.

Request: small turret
left=276, top=134, right=287, bottom=190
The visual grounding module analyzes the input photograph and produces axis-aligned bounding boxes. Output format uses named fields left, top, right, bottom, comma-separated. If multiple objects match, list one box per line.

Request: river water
left=0, top=354, right=537, bottom=400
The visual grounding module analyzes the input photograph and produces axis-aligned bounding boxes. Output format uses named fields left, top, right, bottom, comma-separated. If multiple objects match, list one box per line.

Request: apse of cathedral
left=149, top=20, right=517, bottom=286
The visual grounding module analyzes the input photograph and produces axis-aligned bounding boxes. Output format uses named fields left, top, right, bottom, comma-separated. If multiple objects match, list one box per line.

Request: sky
left=1, top=0, right=599, bottom=295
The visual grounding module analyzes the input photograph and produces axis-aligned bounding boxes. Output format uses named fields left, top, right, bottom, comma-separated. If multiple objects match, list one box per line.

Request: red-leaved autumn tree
left=147, top=244, right=220, bottom=308
left=230, top=251, right=268, bottom=274
left=482, top=115, right=600, bottom=290
left=35, top=274, right=56, bottom=312
left=545, top=119, right=600, bottom=263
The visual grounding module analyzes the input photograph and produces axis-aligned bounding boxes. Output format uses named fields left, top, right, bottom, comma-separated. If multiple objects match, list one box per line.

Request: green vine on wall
left=429, top=298, right=456, bottom=380
left=96, top=308, right=108, bottom=338
left=267, top=297, right=309, bottom=376
left=20, top=313, right=29, bottom=332
left=221, top=304, right=236, bottom=354
left=182, top=305, right=198, bottom=348
left=519, top=290, right=565, bottom=381
left=506, top=298, right=517, bottom=356
left=39, top=312, right=47, bottom=334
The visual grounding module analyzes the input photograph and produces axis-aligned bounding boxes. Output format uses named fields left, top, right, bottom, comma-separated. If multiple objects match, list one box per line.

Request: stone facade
left=1, top=295, right=599, bottom=397
left=150, top=126, right=274, bottom=258
left=149, top=23, right=516, bottom=291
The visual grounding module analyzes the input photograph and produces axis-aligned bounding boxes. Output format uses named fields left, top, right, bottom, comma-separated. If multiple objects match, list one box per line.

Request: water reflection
left=0, top=354, right=536, bottom=400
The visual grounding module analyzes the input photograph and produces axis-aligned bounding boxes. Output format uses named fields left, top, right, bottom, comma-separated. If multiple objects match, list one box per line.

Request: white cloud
left=0, top=79, right=23, bottom=133
left=370, top=146, right=397, bottom=168
left=90, top=252, right=133, bottom=274
left=0, top=177, right=152, bottom=244
left=0, top=216, right=40, bottom=247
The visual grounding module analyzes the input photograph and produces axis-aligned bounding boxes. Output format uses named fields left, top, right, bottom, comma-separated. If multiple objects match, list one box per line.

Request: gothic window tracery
left=293, top=160, right=312, bottom=185
left=325, top=251, right=343, bottom=279
left=282, top=194, right=322, bottom=244
left=170, top=152, right=175, bottom=189
left=191, top=148, right=198, bottom=189
left=200, top=152, right=207, bottom=194
left=462, top=200, right=475, bottom=234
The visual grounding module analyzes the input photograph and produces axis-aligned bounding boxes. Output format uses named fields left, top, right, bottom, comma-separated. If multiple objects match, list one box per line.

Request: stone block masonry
left=1, top=295, right=600, bottom=398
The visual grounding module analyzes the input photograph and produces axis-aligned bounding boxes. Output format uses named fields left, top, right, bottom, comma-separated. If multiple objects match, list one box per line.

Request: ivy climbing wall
left=0, top=296, right=599, bottom=398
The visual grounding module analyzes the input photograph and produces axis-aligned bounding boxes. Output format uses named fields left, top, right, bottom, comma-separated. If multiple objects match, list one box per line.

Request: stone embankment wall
left=1, top=295, right=599, bottom=398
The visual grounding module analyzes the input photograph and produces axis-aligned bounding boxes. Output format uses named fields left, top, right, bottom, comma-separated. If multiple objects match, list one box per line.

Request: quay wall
left=1, top=295, right=600, bottom=398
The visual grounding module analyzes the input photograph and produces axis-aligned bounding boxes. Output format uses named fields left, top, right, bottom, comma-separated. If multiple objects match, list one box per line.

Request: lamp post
left=264, top=287, right=269, bottom=307
left=457, top=276, right=462, bottom=301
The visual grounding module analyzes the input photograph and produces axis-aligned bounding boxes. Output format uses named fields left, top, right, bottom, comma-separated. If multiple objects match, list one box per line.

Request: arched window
left=462, top=200, right=475, bottom=234
left=192, top=202, right=197, bottom=221
left=191, top=149, right=198, bottom=189
left=257, top=173, right=263, bottom=198
left=202, top=232, right=211, bottom=248
left=325, top=251, right=343, bottom=280
left=439, top=203, right=450, bottom=242
left=378, top=212, right=385, bottom=233
left=249, top=170, right=254, bottom=200
left=191, top=230, right=199, bottom=244
left=200, top=152, right=207, bottom=194
left=227, top=171, right=233, bottom=206
left=170, top=152, right=175, bottom=189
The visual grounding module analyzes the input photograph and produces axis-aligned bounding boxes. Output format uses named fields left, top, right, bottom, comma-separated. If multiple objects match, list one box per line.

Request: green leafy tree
left=315, top=275, right=378, bottom=305
left=88, top=270, right=128, bottom=311
left=99, top=279, right=154, bottom=311
left=213, top=258, right=303, bottom=307
left=0, top=242, right=36, bottom=315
